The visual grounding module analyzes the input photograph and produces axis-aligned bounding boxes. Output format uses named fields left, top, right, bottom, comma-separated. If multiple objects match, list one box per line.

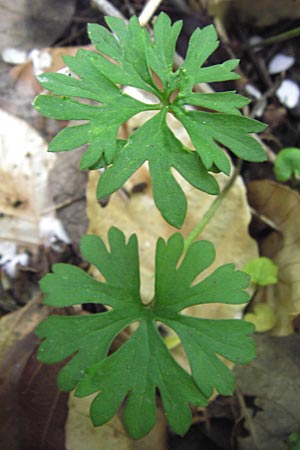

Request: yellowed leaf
left=66, top=394, right=168, bottom=450
left=248, top=180, right=300, bottom=335
left=244, top=303, right=276, bottom=332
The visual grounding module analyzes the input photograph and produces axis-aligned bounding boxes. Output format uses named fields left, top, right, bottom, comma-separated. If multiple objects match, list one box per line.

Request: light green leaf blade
left=274, top=147, right=300, bottom=181
left=243, top=256, right=278, bottom=286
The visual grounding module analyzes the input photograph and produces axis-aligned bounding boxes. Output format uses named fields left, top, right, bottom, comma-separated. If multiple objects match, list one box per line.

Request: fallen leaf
left=65, top=394, right=168, bottom=450
left=248, top=180, right=300, bottom=335
left=244, top=303, right=276, bottom=332
left=234, top=333, right=300, bottom=450
left=0, top=0, right=76, bottom=72
left=0, top=295, right=46, bottom=361
left=206, top=0, right=300, bottom=26
left=66, top=394, right=132, bottom=450
left=0, top=330, right=68, bottom=450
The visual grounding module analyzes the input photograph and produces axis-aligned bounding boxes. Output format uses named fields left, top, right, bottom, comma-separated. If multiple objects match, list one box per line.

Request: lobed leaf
left=34, top=12, right=266, bottom=227
left=37, top=227, right=255, bottom=438
left=97, top=110, right=219, bottom=228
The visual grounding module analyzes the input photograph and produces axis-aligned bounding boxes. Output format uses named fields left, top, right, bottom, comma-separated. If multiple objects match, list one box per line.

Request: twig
left=92, top=0, right=126, bottom=20
left=139, top=0, right=165, bottom=26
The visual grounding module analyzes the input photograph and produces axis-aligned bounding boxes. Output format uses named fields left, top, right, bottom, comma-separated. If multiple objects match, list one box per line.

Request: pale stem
left=139, top=0, right=165, bottom=26
left=92, top=0, right=126, bottom=19
left=183, top=160, right=242, bottom=253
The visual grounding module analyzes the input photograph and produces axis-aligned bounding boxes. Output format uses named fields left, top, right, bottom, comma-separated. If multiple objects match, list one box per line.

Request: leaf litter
left=1, top=1, right=300, bottom=448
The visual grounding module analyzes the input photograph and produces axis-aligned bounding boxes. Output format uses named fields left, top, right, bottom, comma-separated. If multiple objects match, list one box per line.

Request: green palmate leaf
left=34, top=12, right=266, bottom=227
left=274, top=147, right=300, bottom=182
left=36, top=227, right=255, bottom=439
left=97, top=109, right=219, bottom=227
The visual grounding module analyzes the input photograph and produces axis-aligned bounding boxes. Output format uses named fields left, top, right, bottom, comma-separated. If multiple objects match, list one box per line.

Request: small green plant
left=243, top=256, right=278, bottom=286
left=34, top=13, right=267, bottom=439
left=274, top=147, right=300, bottom=183
left=287, top=432, right=300, bottom=450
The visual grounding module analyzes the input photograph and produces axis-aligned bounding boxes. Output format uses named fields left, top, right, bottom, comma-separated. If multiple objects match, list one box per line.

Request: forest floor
left=0, top=1, right=300, bottom=449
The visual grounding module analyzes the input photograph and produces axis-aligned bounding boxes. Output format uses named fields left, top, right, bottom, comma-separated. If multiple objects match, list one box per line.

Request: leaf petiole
left=183, top=159, right=243, bottom=253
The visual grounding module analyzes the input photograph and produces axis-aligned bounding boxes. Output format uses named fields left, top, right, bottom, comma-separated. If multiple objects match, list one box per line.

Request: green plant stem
left=183, top=159, right=242, bottom=253
left=246, top=27, right=300, bottom=49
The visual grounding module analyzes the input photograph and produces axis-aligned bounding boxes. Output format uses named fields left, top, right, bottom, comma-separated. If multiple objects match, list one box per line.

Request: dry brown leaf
left=0, top=295, right=46, bottom=361
left=234, top=333, right=300, bottom=450
left=206, top=0, right=300, bottom=26
left=66, top=394, right=133, bottom=450
left=10, top=45, right=92, bottom=98
left=66, top=394, right=168, bottom=450
left=0, top=109, right=57, bottom=248
left=248, top=180, right=300, bottom=335
left=0, top=0, right=75, bottom=73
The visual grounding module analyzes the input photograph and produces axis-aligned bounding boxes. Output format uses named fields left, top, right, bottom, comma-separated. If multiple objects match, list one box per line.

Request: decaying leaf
left=66, top=394, right=168, bottom=450
left=0, top=295, right=46, bottom=361
left=0, top=305, right=68, bottom=450
left=206, top=0, right=300, bottom=26
left=0, top=109, right=56, bottom=247
left=234, top=333, right=300, bottom=450
left=248, top=180, right=300, bottom=335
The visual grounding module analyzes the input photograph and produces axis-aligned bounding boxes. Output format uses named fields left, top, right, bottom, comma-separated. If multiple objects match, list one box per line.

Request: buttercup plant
left=34, top=13, right=267, bottom=439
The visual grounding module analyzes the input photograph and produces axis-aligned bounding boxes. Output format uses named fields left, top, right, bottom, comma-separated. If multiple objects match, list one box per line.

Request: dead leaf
left=0, top=329, right=68, bottom=450
left=48, top=149, right=88, bottom=251
left=0, top=108, right=61, bottom=256
left=248, top=180, right=300, bottom=335
left=66, top=394, right=132, bottom=450
left=0, top=295, right=46, bottom=360
left=0, top=0, right=76, bottom=72
left=206, top=0, right=300, bottom=26
left=66, top=394, right=168, bottom=450
left=234, top=333, right=300, bottom=450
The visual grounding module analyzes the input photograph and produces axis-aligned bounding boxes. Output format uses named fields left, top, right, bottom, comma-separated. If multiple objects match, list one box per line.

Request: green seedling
left=34, top=13, right=267, bottom=439
left=243, top=257, right=278, bottom=332
left=274, top=147, right=300, bottom=183
left=243, top=256, right=278, bottom=286
left=287, top=432, right=300, bottom=450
